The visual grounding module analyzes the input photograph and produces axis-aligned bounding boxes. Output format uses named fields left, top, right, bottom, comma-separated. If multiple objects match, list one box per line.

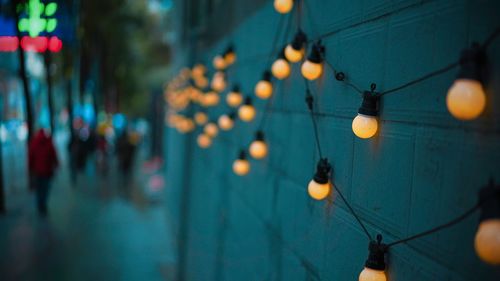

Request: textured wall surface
left=165, top=0, right=500, bottom=280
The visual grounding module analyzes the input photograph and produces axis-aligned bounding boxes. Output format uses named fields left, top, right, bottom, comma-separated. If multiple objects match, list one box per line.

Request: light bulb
left=238, top=105, right=256, bottom=122
left=204, top=122, right=218, bottom=137
left=352, top=93, right=380, bottom=139
left=191, top=64, right=206, bottom=78
left=227, top=86, right=243, bottom=107
left=301, top=60, right=323, bottom=80
left=352, top=114, right=378, bottom=139
left=447, top=79, right=486, bottom=120
left=274, top=0, right=293, bottom=14
left=359, top=267, right=387, bottom=281
left=233, top=150, right=250, bottom=176
left=255, top=71, right=273, bottom=99
left=177, top=118, right=195, bottom=133
left=249, top=131, right=268, bottom=159
left=211, top=71, right=226, bottom=92
left=308, top=179, right=331, bottom=200
left=203, top=91, right=220, bottom=107
left=308, top=158, right=332, bottom=200
left=474, top=182, right=500, bottom=265
left=195, top=76, right=208, bottom=88
left=218, top=114, right=234, bottom=131
left=213, top=55, right=227, bottom=70
left=272, top=58, right=291, bottom=80
left=194, top=112, right=208, bottom=125
left=285, top=44, right=304, bottom=62
left=197, top=133, right=212, bottom=148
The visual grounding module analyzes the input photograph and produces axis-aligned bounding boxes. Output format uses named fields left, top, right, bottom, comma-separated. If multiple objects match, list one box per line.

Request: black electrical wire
left=482, top=27, right=500, bottom=49
left=324, top=59, right=364, bottom=95
left=304, top=80, right=324, bottom=159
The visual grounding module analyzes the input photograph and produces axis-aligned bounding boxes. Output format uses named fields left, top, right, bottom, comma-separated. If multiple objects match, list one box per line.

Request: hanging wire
left=304, top=80, right=324, bottom=159
left=482, top=27, right=500, bottom=48
left=324, top=59, right=364, bottom=95
left=331, top=180, right=373, bottom=241
left=386, top=203, right=481, bottom=247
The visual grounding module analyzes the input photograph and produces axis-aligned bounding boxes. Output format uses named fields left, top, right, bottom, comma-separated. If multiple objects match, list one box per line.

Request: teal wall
left=165, top=0, right=500, bottom=280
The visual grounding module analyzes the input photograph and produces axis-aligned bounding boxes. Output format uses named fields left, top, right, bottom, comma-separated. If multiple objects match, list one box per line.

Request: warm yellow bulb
left=197, top=134, right=212, bottom=148
left=226, top=91, right=243, bottom=107
left=301, top=60, right=323, bottom=80
left=285, top=44, right=304, bottom=62
left=211, top=72, right=226, bottom=92
left=195, top=76, right=208, bottom=88
left=177, top=118, right=195, bottom=133
left=352, top=114, right=378, bottom=139
left=272, top=59, right=291, bottom=80
left=194, top=112, right=208, bottom=125
left=233, top=159, right=250, bottom=176
left=474, top=219, right=500, bottom=265
left=446, top=79, right=486, bottom=120
left=307, top=179, right=331, bottom=200
left=203, top=91, right=220, bottom=107
left=274, top=0, right=293, bottom=14
left=191, top=64, right=206, bottom=78
left=238, top=105, right=256, bottom=122
left=204, top=123, right=218, bottom=137
left=218, top=115, right=234, bottom=131
left=213, top=55, right=227, bottom=70
left=255, top=81, right=273, bottom=99
left=224, top=52, right=236, bottom=65
left=359, top=267, right=387, bottom=281
left=249, top=140, right=268, bottom=159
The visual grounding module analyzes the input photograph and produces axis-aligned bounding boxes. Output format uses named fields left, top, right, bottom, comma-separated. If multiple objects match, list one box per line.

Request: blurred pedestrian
left=28, top=129, right=59, bottom=216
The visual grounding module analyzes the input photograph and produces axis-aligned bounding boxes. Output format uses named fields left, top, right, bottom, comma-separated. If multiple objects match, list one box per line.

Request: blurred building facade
left=165, top=0, right=500, bottom=280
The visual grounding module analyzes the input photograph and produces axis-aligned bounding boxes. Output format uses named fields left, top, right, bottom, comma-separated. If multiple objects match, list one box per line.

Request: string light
left=352, top=92, right=380, bottom=139
left=177, top=117, right=195, bottom=133
left=204, top=122, right=219, bottom=137
left=195, top=76, right=209, bottom=88
left=213, top=55, right=227, bottom=70
left=274, top=0, right=293, bottom=14
left=218, top=112, right=236, bottom=131
left=227, top=85, right=243, bottom=107
left=447, top=43, right=487, bottom=121
left=194, top=111, right=208, bottom=125
left=474, top=182, right=500, bottom=265
left=307, top=158, right=331, bottom=200
left=359, top=235, right=388, bottom=281
left=233, top=150, right=250, bottom=176
left=191, top=64, right=206, bottom=78
left=249, top=131, right=268, bottom=159
left=203, top=90, right=220, bottom=107
left=285, top=30, right=307, bottom=62
left=223, top=45, right=236, bottom=65
left=255, top=71, right=273, bottom=99
left=238, top=97, right=256, bottom=122
left=197, top=133, right=212, bottom=148
left=271, top=48, right=291, bottom=80
left=301, top=41, right=325, bottom=80
left=211, top=71, right=226, bottom=92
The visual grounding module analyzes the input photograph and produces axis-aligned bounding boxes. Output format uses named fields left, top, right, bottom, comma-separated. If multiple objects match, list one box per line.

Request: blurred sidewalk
left=0, top=136, right=176, bottom=281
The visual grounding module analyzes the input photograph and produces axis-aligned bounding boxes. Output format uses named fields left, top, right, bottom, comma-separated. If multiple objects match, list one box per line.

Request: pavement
left=0, top=138, right=176, bottom=281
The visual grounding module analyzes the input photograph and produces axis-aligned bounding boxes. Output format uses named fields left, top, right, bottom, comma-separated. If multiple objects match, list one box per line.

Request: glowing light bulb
left=191, top=64, right=206, bottom=78
left=218, top=114, right=235, bottom=131
left=285, top=30, right=307, bottom=63
left=194, top=112, right=208, bottom=126
left=204, top=122, right=218, bottom=137
left=474, top=182, right=500, bottom=265
left=195, top=76, right=209, bottom=88
left=213, top=55, right=227, bottom=70
left=238, top=97, right=256, bottom=122
left=285, top=44, right=304, bottom=63
left=211, top=71, right=226, bottom=92
left=274, top=0, right=293, bottom=14
left=272, top=58, right=291, bottom=80
left=249, top=131, right=268, bottom=159
left=177, top=118, right=195, bottom=133
left=203, top=91, right=220, bottom=107
left=223, top=46, right=236, bottom=65
left=352, top=93, right=380, bottom=139
left=360, top=236, right=388, bottom=281
left=447, top=44, right=487, bottom=121
left=447, top=79, right=486, bottom=120
left=233, top=150, right=250, bottom=176
left=301, top=42, right=324, bottom=80
left=308, top=158, right=331, bottom=200
left=227, top=86, right=243, bottom=107
left=359, top=268, right=387, bottom=281
left=255, top=71, right=273, bottom=99
left=197, top=133, right=212, bottom=148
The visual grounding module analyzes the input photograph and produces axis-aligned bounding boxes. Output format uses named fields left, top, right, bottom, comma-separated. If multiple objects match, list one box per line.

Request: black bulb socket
left=365, top=235, right=387, bottom=271
left=478, top=180, right=500, bottom=223
left=244, top=96, right=253, bottom=105
left=223, top=45, right=235, bottom=57
left=228, top=112, right=237, bottom=120
left=307, top=42, right=325, bottom=64
left=232, top=84, right=240, bottom=93
left=291, top=30, right=307, bottom=51
left=277, top=47, right=287, bottom=60
left=255, top=130, right=265, bottom=141
left=313, top=158, right=331, bottom=184
left=457, top=43, right=486, bottom=82
left=238, top=150, right=247, bottom=160
left=358, top=92, right=380, bottom=117
left=262, top=71, right=272, bottom=82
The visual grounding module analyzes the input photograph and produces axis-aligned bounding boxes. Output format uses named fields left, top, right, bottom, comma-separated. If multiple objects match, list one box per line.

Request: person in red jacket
left=28, top=129, right=59, bottom=216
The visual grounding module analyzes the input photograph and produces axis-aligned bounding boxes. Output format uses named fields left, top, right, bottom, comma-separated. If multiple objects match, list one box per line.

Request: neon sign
left=17, top=0, right=58, bottom=38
